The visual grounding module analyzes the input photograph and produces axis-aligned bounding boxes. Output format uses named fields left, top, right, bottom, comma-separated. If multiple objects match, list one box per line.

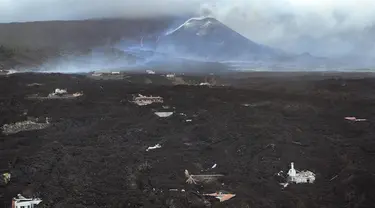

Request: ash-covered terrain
left=1, top=72, right=375, bottom=208
left=1, top=11, right=375, bottom=208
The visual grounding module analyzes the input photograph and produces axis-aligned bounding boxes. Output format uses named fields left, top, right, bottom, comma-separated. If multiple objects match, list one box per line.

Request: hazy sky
left=1, top=0, right=375, bottom=57
left=0, top=0, right=201, bottom=22
left=201, top=0, right=375, bottom=57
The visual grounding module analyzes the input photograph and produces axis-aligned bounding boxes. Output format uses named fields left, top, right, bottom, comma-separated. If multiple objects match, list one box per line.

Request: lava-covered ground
left=1, top=72, right=375, bottom=208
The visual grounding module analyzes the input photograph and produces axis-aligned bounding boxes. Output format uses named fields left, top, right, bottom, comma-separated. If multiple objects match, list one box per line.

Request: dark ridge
left=157, top=17, right=280, bottom=61
left=0, top=18, right=174, bottom=50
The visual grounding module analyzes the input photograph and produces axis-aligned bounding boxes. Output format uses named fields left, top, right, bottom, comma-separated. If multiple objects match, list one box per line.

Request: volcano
left=111, top=17, right=333, bottom=72
left=156, top=17, right=281, bottom=62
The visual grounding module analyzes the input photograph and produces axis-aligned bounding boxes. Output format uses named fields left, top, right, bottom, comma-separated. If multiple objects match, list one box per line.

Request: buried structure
left=1, top=119, right=50, bottom=135
left=185, top=170, right=224, bottom=185
left=278, top=162, right=316, bottom=188
left=11, top=194, right=42, bottom=208
left=1, top=72, right=375, bottom=207
left=132, top=94, right=164, bottom=106
left=287, top=162, right=316, bottom=184
left=154, top=112, right=174, bottom=117
left=26, top=88, right=83, bottom=100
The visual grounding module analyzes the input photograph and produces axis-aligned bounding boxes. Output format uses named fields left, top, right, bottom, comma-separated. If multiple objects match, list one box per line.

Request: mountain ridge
left=156, top=16, right=281, bottom=62
left=0, top=17, right=362, bottom=71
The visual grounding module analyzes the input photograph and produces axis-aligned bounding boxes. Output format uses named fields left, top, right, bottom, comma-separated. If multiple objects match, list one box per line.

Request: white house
left=12, top=194, right=42, bottom=208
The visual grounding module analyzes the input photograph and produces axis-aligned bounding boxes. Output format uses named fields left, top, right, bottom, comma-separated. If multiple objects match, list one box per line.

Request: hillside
left=157, top=17, right=280, bottom=61
left=0, top=17, right=341, bottom=71
left=0, top=18, right=172, bottom=69
left=0, top=18, right=171, bottom=49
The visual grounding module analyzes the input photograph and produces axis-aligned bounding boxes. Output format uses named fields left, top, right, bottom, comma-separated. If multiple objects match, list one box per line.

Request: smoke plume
left=1, top=0, right=375, bottom=58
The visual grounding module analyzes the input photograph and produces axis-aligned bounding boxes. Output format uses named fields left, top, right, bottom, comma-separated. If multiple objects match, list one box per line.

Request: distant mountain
left=156, top=17, right=281, bottom=62
left=0, top=18, right=173, bottom=70
left=0, top=18, right=172, bottom=50
left=1, top=16, right=364, bottom=72
left=116, top=17, right=344, bottom=71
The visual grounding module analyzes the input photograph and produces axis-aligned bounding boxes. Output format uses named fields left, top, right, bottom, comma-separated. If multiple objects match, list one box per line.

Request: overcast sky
left=1, top=0, right=375, bottom=57
left=0, top=0, right=202, bottom=22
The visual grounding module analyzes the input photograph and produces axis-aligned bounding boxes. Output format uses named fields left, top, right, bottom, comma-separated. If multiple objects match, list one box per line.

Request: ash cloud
left=1, top=0, right=375, bottom=58
left=0, top=0, right=201, bottom=22
left=199, top=0, right=375, bottom=58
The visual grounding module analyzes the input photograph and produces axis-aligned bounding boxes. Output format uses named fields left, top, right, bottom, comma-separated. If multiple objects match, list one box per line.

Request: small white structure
left=154, top=112, right=173, bottom=117
left=2, top=120, right=50, bottom=135
left=48, top=88, right=68, bottom=97
left=26, top=83, right=43, bottom=87
left=7, top=70, right=18, bottom=75
left=52, top=88, right=67, bottom=95
left=46, top=89, right=83, bottom=99
left=91, top=72, right=103, bottom=77
left=288, top=162, right=297, bottom=177
left=345, top=117, right=367, bottom=122
left=185, top=170, right=224, bottom=185
left=199, top=82, right=211, bottom=86
left=111, top=71, right=120, bottom=75
left=146, top=144, right=162, bottom=151
left=166, top=74, right=175, bottom=78
left=133, top=94, right=163, bottom=106
left=146, top=70, right=156, bottom=74
left=287, top=162, right=316, bottom=184
left=72, top=92, right=84, bottom=97
left=12, top=194, right=42, bottom=208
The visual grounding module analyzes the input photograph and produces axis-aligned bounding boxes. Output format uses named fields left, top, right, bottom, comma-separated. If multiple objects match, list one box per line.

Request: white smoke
left=197, top=0, right=375, bottom=57
left=1, top=0, right=375, bottom=57
left=0, top=0, right=202, bottom=22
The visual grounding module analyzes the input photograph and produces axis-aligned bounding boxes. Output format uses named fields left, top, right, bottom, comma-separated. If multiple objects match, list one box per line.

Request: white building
left=146, top=70, right=156, bottom=74
left=12, top=194, right=42, bottom=208
left=287, top=162, right=316, bottom=184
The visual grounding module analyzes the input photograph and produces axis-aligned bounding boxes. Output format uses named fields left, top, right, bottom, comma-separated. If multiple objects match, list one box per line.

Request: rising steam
left=197, top=0, right=375, bottom=57
left=2, top=0, right=375, bottom=57
left=2, top=0, right=375, bottom=72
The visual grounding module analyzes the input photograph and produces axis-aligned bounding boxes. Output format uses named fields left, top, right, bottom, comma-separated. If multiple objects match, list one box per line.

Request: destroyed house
left=12, top=194, right=42, bottom=208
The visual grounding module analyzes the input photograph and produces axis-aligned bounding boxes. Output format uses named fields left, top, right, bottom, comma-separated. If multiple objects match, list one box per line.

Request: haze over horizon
left=1, top=0, right=375, bottom=58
